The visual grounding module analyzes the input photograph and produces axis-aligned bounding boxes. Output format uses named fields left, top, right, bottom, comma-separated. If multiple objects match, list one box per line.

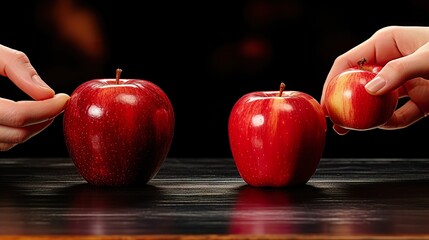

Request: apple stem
left=279, top=82, right=285, bottom=97
left=358, top=58, right=367, bottom=69
left=116, top=68, right=122, bottom=84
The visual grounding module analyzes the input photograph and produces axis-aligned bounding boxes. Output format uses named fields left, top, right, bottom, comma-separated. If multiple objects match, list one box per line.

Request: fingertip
left=30, top=75, right=55, bottom=100
left=32, top=75, right=52, bottom=90
left=55, top=93, right=71, bottom=99
left=53, top=93, right=71, bottom=108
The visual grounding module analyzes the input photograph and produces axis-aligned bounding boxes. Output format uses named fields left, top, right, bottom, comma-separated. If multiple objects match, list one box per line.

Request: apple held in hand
left=228, top=83, right=327, bottom=187
left=63, top=69, right=174, bottom=186
left=323, top=58, right=399, bottom=130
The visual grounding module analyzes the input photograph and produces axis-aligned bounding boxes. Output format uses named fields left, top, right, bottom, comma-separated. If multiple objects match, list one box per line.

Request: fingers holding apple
left=323, top=59, right=399, bottom=132
left=228, top=83, right=327, bottom=187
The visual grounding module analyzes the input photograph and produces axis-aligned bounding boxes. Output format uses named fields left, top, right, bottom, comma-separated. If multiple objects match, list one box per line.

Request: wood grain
left=1, top=158, right=429, bottom=239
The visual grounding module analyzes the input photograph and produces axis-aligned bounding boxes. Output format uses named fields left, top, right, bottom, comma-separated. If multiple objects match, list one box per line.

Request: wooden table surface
left=1, top=157, right=429, bottom=240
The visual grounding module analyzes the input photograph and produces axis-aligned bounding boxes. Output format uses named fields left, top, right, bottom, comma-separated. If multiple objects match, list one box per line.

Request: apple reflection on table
left=59, top=183, right=174, bottom=235
left=229, top=185, right=326, bottom=234
left=0, top=183, right=26, bottom=234
left=227, top=181, right=429, bottom=235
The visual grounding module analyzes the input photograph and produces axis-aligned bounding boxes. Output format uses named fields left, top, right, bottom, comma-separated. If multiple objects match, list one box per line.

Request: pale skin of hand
left=321, top=26, right=429, bottom=135
left=0, top=44, right=70, bottom=151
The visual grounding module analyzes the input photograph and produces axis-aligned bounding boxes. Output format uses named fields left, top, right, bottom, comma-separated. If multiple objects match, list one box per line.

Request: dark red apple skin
left=63, top=79, right=174, bottom=186
left=228, top=90, right=327, bottom=187
left=324, top=64, right=399, bottom=130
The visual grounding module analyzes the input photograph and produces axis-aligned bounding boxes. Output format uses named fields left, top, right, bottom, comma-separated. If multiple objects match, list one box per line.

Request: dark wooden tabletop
left=1, top=157, right=429, bottom=240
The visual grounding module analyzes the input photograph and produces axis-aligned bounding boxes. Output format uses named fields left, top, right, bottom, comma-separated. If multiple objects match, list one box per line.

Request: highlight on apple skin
left=228, top=83, right=327, bottom=187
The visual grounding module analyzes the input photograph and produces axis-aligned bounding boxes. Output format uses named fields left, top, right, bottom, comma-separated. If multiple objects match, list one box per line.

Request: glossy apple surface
left=63, top=70, right=174, bottom=186
left=323, top=60, right=399, bottom=130
left=228, top=83, right=327, bottom=187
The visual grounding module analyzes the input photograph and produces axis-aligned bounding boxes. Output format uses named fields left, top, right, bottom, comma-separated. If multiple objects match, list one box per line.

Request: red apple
left=228, top=83, right=327, bottom=187
left=63, top=69, right=175, bottom=186
left=323, top=58, right=399, bottom=130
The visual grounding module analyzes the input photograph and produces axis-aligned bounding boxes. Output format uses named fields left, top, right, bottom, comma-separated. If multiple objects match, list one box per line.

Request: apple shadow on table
left=55, top=182, right=166, bottom=209
left=230, top=183, right=326, bottom=206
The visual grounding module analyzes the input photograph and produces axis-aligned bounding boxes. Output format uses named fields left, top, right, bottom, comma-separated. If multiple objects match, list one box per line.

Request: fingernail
left=365, top=76, right=386, bottom=94
left=32, top=75, right=52, bottom=89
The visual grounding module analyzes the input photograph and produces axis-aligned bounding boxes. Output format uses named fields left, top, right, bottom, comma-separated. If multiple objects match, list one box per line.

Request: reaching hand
left=321, top=26, right=429, bottom=134
left=0, top=44, right=69, bottom=150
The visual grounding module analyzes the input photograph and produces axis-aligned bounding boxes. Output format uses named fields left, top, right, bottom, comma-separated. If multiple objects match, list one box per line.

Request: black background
left=1, top=0, right=429, bottom=159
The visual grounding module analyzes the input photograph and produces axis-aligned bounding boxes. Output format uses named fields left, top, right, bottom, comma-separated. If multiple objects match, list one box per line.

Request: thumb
left=0, top=44, right=54, bottom=100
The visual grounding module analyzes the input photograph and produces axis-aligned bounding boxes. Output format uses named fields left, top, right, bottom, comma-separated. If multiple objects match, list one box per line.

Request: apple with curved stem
left=323, top=58, right=399, bottom=131
left=63, top=68, right=175, bottom=186
left=228, top=83, right=327, bottom=187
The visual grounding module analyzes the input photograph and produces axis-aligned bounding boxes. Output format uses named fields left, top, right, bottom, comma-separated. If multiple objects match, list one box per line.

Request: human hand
left=0, top=44, right=69, bottom=150
left=321, top=26, right=429, bottom=135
